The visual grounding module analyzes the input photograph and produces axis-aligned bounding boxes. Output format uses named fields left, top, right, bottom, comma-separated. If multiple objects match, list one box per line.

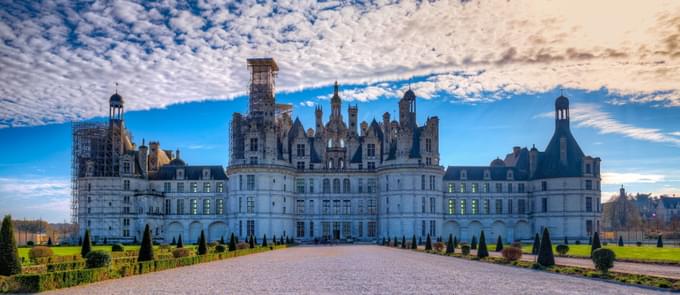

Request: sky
left=1, top=0, right=679, bottom=222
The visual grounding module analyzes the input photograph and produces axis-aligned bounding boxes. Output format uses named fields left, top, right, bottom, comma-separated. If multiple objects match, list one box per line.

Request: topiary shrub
left=138, top=224, right=154, bottom=262
left=411, top=235, right=417, bottom=250
left=81, top=229, right=92, bottom=258
left=433, top=242, right=445, bottom=252
left=575, top=240, right=581, bottom=245
left=618, top=236, right=624, bottom=247
left=0, top=215, right=22, bottom=276
left=556, top=244, right=570, bottom=256
left=111, top=244, right=124, bottom=252
left=215, top=244, right=226, bottom=253
left=591, top=232, right=601, bottom=256
left=26, top=241, right=34, bottom=246
left=85, top=250, right=111, bottom=268
left=29, top=246, right=54, bottom=261
left=537, top=228, right=555, bottom=267
left=425, top=234, right=432, bottom=251
left=531, top=233, right=540, bottom=254
left=461, top=244, right=470, bottom=256
left=228, top=233, right=237, bottom=252
left=501, top=246, right=522, bottom=262
left=446, top=234, right=454, bottom=254
left=495, top=235, right=503, bottom=252
left=657, top=235, right=663, bottom=248
left=177, top=234, right=184, bottom=248
left=471, top=235, right=477, bottom=250
left=172, top=247, right=192, bottom=258
left=636, top=241, right=642, bottom=247
left=477, top=231, right=488, bottom=259
left=591, top=248, right=615, bottom=274
left=236, top=242, right=249, bottom=250
left=198, top=230, right=208, bottom=255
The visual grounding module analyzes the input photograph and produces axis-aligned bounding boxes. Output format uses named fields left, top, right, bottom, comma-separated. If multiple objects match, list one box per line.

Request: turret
left=247, top=58, right=278, bottom=122
left=138, top=139, right=148, bottom=177
left=331, top=81, right=342, bottom=119
left=382, top=112, right=391, bottom=140
left=529, top=144, right=538, bottom=178
left=315, top=105, right=324, bottom=135
left=555, top=93, right=570, bottom=133
left=399, top=88, right=416, bottom=129
left=348, top=105, right=358, bottom=135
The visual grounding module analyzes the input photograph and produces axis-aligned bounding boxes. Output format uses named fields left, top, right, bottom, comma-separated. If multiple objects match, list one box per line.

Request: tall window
left=343, top=200, right=351, bottom=215
left=367, top=179, right=376, bottom=193
left=460, top=183, right=466, bottom=193
left=430, top=197, right=435, bottom=213
left=425, top=138, right=432, bottom=152
left=471, top=199, right=479, bottom=215
left=367, top=143, right=376, bottom=157
left=323, top=179, right=330, bottom=193
left=429, top=220, right=436, bottom=236
left=246, top=175, right=255, bottom=190
left=447, top=183, right=455, bottom=193
left=176, top=199, right=184, bottom=215
left=217, top=182, right=224, bottom=193
left=541, top=181, right=548, bottom=191
left=495, top=199, right=503, bottom=214
left=471, top=183, right=478, bottom=193
left=216, top=199, right=224, bottom=214
left=448, top=199, right=455, bottom=215
left=296, top=200, right=305, bottom=214
left=322, top=200, right=330, bottom=214
left=421, top=197, right=426, bottom=213
left=483, top=183, right=490, bottom=193
left=164, top=182, right=171, bottom=193
left=123, top=180, right=130, bottom=191
left=483, top=199, right=490, bottom=214
left=250, top=138, right=258, bottom=151
left=429, top=176, right=436, bottom=190
left=309, top=179, right=315, bottom=193
left=585, top=180, right=593, bottom=190
left=203, top=199, right=211, bottom=214
left=247, top=197, right=254, bottom=213
left=333, top=200, right=341, bottom=214
left=190, top=199, right=198, bottom=215
left=296, top=178, right=305, bottom=193
left=459, top=200, right=466, bottom=215
left=296, top=144, right=305, bottom=157
left=368, top=199, right=377, bottom=215
left=123, top=162, right=131, bottom=174
left=508, top=199, right=513, bottom=214
left=190, top=182, right=198, bottom=193
left=296, top=221, right=305, bottom=237
left=343, top=179, right=350, bottom=193
left=586, top=197, right=593, bottom=212
left=495, top=183, right=502, bottom=193
left=367, top=221, right=377, bottom=237
left=507, top=183, right=513, bottom=193
left=518, top=183, right=525, bottom=193
left=358, top=221, right=363, bottom=237
left=333, top=179, right=341, bottom=193
left=165, top=199, right=171, bottom=215
left=358, top=179, right=364, bottom=193
left=421, top=220, right=426, bottom=236
left=247, top=220, right=255, bottom=237
left=203, top=182, right=211, bottom=193
left=421, top=175, right=426, bottom=190
left=542, top=198, right=548, bottom=212
left=518, top=199, right=526, bottom=214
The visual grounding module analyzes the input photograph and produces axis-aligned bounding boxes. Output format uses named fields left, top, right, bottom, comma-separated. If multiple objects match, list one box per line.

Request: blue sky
left=1, top=1, right=680, bottom=222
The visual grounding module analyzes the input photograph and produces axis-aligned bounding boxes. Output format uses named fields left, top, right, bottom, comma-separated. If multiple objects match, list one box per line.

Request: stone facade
left=75, top=57, right=601, bottom=244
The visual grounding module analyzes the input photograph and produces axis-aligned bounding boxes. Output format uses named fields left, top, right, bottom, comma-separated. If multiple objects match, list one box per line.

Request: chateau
left=74, top=58, right=602, bottom=244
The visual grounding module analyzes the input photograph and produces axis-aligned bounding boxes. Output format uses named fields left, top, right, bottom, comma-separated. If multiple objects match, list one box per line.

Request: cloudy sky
left=1, top=0, right=679, bottom=222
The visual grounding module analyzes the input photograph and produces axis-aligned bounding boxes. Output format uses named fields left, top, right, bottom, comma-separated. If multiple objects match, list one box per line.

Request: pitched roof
left=150, top=165, right=227, bottom=180
left=443, top=166, right=529, bottom=181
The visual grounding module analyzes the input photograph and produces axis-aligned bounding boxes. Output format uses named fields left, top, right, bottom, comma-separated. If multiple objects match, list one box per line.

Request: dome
left=168, top=158, right=186, bottom=166
left=490, top=158, right=505, bottom=167
left=403, top=89, right=416, bottom=100
left=110, top=93, right=123, bottom=104
left=555, top=95, right=569, bottom=109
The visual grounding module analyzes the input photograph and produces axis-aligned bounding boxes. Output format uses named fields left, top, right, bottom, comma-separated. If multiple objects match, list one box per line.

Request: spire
left=176, top=149, right=181, bottom=159
left=115, top=82, right=119, bottom=94
left=334, top=80, right=339, bottom=96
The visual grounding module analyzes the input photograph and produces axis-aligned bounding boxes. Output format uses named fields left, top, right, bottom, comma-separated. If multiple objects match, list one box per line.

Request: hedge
left=1, top=245, right=287, bottom=293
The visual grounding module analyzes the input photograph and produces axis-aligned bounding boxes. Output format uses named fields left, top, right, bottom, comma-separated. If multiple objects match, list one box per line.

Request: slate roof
left=443, top=166, right=529, bottom=181
left=150, top=165, right=227, bottom=180
left=660, top=197, right=680, bottom=209
left=532, top=124, right=585, bottom=179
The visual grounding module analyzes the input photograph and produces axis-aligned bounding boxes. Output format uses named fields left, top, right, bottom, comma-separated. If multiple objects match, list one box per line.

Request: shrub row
left=2, top=245, right=287, bottom=293
left=33, top=255, right=80, bottom=265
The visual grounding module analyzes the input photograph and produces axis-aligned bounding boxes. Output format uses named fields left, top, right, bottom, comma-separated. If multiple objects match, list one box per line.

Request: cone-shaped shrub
left=477, top=231, right=489, bottom=258
left=531, top=233, right=540, bottom=255
left=138, top=224, right=155, bottom=262
left=453, top=236, right=458, bottom=248
left=262, top=234, right=268, bottom=247
left=495, top=235, right=503, bottom=252
left=471, top=235, right=477, bottom=250
left=177, top=234, right=184, bottom=248
left=381, top=237, right=386, bottom=246
left=411, top=235, right=417, bottom=249
left=537, top=227, right=555, bottom=267
left=103, top=237, right=107, bottom=245
left=425, top=234, right=432, bottom=251
left=446, top=234, right=454, bottom=254
left=220, top=236, right=225, bottom=245
left=394, top=236, right=398, bottom=247
left=419, top=237, right=422, bottom=245
left=198, top=230, right=208, bottom=255
left=591, top=232, right=601, bottom=256
left=280, top=235, right=284, bottom=245
left=401, top=236, right=406, bottom=249
left=171, top=237, right=176, bottom=245
left=588, top=236, right=592, bottom=245
left=47, top=237, right=53, bottom=246
left=564, top=236, right=568, bottom=245
left=0, top=215, right=21, bottom=276
left=618, top=236, right=624, bottom=247
left=81, top=229, right=92, bottom=258
left=249, top=235, right=255, bottom=248
left=387, top=237, right=391, bottom=246
left=78, top=237, right=82, bottom=246
left=657, top=235, right=663, bottom=248
left=229, top=233, right=237, bottom=251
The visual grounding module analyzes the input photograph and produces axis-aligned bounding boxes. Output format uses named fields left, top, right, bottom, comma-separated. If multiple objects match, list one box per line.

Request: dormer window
left=585, top=163, right=592, bottom=174
left=123, top=161, right=131, bottom=174
left=460, top=170, right=467, bottom=180
left=483, top=170, right=490, bottom=180
left=203, top=169, right=210, bottom=180
left=507, top=170, right=514, bottom=180
left=177, top=168, right=184, bottom=180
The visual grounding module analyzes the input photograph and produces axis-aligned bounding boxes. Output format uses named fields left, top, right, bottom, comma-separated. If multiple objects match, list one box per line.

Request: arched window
left=343, top=179, right=350, bottom=193
left=323, top=179, right=330, bottom=193
left=338, top=158, right=344, bottom=169
left=333, top=179, right=341, bottom=193
left=340, top=139, right=345, bottom=148
left=328, top=139, right=333, bottom=148
left=328, top=159, right=334, bottom=169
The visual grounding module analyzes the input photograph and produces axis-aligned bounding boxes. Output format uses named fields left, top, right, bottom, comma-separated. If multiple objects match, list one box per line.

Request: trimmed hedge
left=1, top=245, right=288, bottom=293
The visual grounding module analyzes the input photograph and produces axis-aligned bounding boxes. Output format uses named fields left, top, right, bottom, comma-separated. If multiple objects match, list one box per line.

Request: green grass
left=18, top=245, right=197, bottom=261
left=520, top=244, right=680, bottom=263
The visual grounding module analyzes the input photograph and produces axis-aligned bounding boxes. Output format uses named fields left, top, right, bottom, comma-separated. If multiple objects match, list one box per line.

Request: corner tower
left=247, top=58, right=278, bottom=122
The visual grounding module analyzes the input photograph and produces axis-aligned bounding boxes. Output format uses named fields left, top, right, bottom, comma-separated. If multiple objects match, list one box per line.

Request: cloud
left=317, top=85, right=400, bottom=102
left=1, top=0, right=680, bottom=128
left=0, top=177, right=70, bottom=199
left=602, top=172, right=665, bottom=185
left=537, top=103, right=680, bottom=147
left=0, top=177, right=71, bottom=222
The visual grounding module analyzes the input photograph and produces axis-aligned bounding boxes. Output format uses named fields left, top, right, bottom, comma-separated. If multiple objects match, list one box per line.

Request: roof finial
left=176, top=148, right=180, bottom=159
left=334, top=80, right=339, bottom=95
left=115, top=82, right=119, bottom=94
left=560, top=87, right=563, bottom=96
left=408, top=78, right=412, bottom=90
left=142, top=138, right=145, bottom=146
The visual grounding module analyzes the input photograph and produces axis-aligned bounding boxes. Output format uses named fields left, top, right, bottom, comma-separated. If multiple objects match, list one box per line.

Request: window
left=586, top=197, right=593, bottom=212
left=426, top=138, right=432, bottom=152
left=247, top=220, right=255, bottom=237
left=250, top=138, right=258, bottom=151
left=203, top=199, right=211, bottom=214
left=216, top=199, right=224, bottom=214
left=123, top=162, right=131, bottom=174
left=429, top=176, right=436, bottom=190
left=176, top=182, right=184, bottom=193
left=296, top=200, right=305, bottom=214
left=495, top=199, right=503, bottom=214
left=421, top=220, right=426, bottom=236
left=471, top=199, right=479, bottom=215
left=447, top=183, right=455, bottom=193
left=483, top=199, right=490, bottom=214
left=203, top=182, right=211, bottom=193
left=541, top=181, right=547, bottom=191
left=296, top=144, right=305, bottom=157
left=310, top=222, right=314, bottom=237
left=333, top=200, right=341, bottom=214
left=483, top=183, right=490, bottom=193
left=585, top=180, right=593, bottom=190
left=333, top=179, right=340, bottom=193
left=322, top=200, right=330, bottom=214
left=586, top=163, right=592, bottom=174
left=460, top=183, right=466, bottom=193
left=323, top=179, right=330, bottom=193
left=421, top=197, right=426, bottom=213
left=430, top=220, right=436, bottom=236
left=430, top=197, right=435, bottom=213
left=297, top=161, right=305, bottom=170
left=343, top=200, right=351, bottom=215
left=343, top=222, right=351, bottom=237
left=426, top=157, right=432, bottom=165
left=518, top=183, right=525, bottom=193
left=448, top=199, right=455, bottom=215
left=249, top=156, right=258, bottom=164
left=367, top=221, right=377, bottom=237
left=495, top=183, right=502, bottom=193
left=246, top=175, right=255, bottom=190
left=542, top=198, right=548, bottom=212
left=472, top=183, right=478, bottom=193
left=217, top=182, right=224, bottom=193
left=368, top=199, right=377, bottom=215
left=247, top=197, right=254, bottom=213
left=123, top=180, right=130, bottom=191
left=358, top=179, right=364, bottom=193
left=297, top=221, right=305, bottom=237
left=296, top=178, right=305, bottom=193
left=165, top=199, right=171, bottom=214
left=586, top=220, right=593, bottom=236
left=176, top=199, right=184, bottom=214
left=367, top=143, right=376, bottom=157
left=507, top=183, right=513, bottom=193
left=239, top=175, right=243, bottom=190
left=367, top=162, right=375, bottom=170
left=190, top=199, right=198, bottom=215
left=343, top=179, right=350, bottom=193
left=164, top=182, right=171, bottom=193
left=190, top=182, right=197, bottom=193
left=460, top=200, right=466, bottom=215
left=518, top=199, right=526, bottom=214
left=367, top=179, right=376, bottom=193
left=421, top=175, right=426, bottom=190
left=358, top=222, right=363, bottom=237
left=508, top=199, right=513, bottom=214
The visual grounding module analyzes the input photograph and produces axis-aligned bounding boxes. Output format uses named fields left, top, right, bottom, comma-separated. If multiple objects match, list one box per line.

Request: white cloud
left=602, top=172, right=665, bottom=185
left=671, top=131, right=680, bottom=137
left=0, top=177, right=71, bottom=199
left=317, top=85, right=400, bottom=102
left=1, top=0, right=680, bottom=127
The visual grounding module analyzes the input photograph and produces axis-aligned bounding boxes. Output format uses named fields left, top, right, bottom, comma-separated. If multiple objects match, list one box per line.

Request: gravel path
left=45, top=245, right=666, bottom=295
left=484, top=251, right=680, bottom=279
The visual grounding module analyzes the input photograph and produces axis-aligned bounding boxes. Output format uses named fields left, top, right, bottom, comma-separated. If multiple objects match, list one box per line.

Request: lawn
left=18, top=245, right=197, bottom=262
left=520, top=244, right=680, bottom=263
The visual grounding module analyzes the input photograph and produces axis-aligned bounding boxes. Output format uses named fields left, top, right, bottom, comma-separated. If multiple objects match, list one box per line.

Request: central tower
left=247, top=58, right=278, bottom=122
